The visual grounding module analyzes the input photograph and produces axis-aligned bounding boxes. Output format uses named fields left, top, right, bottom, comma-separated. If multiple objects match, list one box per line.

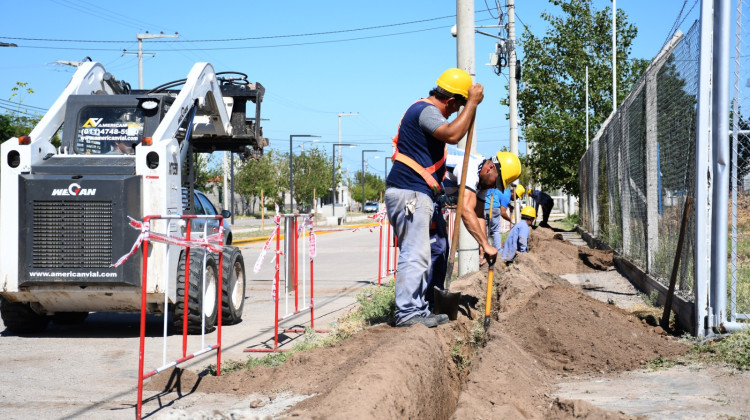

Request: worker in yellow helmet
left=385, top=68, right=483, bottom=328
left=501, top=206, right=536, bottom=263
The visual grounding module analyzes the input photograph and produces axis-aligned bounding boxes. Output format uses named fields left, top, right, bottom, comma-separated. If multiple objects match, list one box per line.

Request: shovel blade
left=433, top=286, right=460, bottom=320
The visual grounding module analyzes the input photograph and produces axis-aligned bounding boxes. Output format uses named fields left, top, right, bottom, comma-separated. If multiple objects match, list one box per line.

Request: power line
left=661, top=0, right=689, bottom=48
left=0, top=98, right=48, bottom=112
left=15, top=25, right=451, bottom=52
left=0, top=15, right=457, bottom=44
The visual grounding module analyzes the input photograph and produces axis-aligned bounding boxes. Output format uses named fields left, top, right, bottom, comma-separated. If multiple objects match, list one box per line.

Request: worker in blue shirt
left=501, top=206, right=536, bottom=263
left=484, top=187, right=511, bottom=250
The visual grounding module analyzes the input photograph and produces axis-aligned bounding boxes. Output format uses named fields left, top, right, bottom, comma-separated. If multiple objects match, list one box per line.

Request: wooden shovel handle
left=444, top=115, right=476, bottom=287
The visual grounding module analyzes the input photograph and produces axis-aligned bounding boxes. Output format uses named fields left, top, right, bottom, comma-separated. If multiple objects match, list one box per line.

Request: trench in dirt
left=147, top=227, right=690, bottom=419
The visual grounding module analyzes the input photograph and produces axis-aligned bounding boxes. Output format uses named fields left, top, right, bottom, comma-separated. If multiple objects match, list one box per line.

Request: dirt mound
left=528, top=227, right=614, bottom=273
left=148, top=322, right=468, bottom=419
left=502, top=284, right=687, bottom=373
left=148, top=227, right=688, bottom=419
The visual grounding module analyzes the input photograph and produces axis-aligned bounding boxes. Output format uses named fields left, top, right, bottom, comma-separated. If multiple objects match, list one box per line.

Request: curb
left=232, top=222, right=381, bottom=246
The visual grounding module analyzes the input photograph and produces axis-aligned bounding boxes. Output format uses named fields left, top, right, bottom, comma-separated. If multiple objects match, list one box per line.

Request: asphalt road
left=0, top=224, right=387, bottom=419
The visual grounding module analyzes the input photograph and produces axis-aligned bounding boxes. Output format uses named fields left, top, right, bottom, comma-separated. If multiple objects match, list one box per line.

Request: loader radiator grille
left=32, top=200, right=113, bottom=268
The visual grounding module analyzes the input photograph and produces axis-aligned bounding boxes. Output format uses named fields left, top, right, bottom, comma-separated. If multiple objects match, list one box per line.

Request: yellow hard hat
left=491, top=151, right=521, bottom=190
left=521, top=206, right=536, bottom=220
left=436, top=68, right=472, bottom=99
left=515, top=184, right=526, bottom=198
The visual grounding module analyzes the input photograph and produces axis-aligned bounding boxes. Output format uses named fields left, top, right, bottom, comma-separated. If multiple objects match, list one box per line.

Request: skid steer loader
left=0, top=62, right=267, bottom=334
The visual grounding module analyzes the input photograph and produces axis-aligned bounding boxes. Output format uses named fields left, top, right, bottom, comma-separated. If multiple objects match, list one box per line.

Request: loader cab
left=61, top=95, right=173, bottom=155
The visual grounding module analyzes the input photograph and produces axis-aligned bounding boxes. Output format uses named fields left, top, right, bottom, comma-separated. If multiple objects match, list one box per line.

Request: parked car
left=363, top=201, right=380, bottom=213
left=182, top=189, right=233, bottom=245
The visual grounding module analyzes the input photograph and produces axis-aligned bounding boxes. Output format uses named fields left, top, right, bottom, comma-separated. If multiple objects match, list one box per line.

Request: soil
left=147, top=225, right=693, bottom=419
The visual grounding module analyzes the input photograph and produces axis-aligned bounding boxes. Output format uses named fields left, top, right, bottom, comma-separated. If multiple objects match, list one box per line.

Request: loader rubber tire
left=0, top=297, right=50, bottom=334
left=52, top=312, right=89, bottom=325
left=221, top=246, right=246, bottom=325
left=172, top=249, right=219, bottom=334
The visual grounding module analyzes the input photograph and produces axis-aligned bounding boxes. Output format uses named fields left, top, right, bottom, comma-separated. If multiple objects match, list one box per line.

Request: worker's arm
left=461, top=190, right=497, bottom=259
left=500, top=206, right=512, bottom=223
left=432, top=84, right=484, bottom=145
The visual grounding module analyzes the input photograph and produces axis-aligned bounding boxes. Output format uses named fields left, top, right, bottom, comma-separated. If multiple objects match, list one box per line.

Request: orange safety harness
left=391, top=99, right=447, bottom=195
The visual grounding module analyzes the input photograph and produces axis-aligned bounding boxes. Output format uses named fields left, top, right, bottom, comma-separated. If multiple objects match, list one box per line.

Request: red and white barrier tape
left=111, top=217, right=224, bottom=268
left=253, top=206, right=283, bottom=274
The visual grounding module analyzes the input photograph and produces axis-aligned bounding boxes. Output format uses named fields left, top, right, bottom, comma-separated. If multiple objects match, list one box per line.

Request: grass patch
left=555, top=213, right=580, bottom=231
left=207, top=279, right=396, bottom=375
left=689, top=328, right=750, bottom=370
left=639, top=290, right=661, bottom=307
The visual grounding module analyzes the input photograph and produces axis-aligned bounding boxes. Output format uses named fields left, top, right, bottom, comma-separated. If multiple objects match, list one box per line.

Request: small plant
left=451, top=338, right=470, bottom=372
left=639, top=290, right=661, bottom=307
left=645, top=355, right=684, bottom=371
left=689, top=328, right=750, bottom=370
left=354, top=279, right=396, bottom=326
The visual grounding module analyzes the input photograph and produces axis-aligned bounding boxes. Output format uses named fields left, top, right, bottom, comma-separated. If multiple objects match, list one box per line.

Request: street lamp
left=361, top=150, right=382, bottom=212
left=332, top=143, right=356, bottom=221
left=289, top=134, right=320, bottom=213
left=300, top=139, right=319, bottom=152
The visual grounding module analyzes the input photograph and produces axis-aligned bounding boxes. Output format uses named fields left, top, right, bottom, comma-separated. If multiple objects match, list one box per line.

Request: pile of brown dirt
left=148, top=226, right=689, bottom=419
left=528, top=226, right=614, bottom=273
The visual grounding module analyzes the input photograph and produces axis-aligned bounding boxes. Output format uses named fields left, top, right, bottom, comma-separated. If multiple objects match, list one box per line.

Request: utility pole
left=122, top=32, right=179, bottom=89
left=456, top=0, right=478, bottom=276
left=337, top=113, right=359, bottom=164
left=612, top=0, right=617, bottom=114
left=586, top=66, right=590, bottom=149
left=508, top=0, right=518, bottom=156
left=456, top=0, right=476, bottom=154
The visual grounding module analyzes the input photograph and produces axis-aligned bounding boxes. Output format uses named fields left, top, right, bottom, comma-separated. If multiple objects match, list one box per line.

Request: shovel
left=484, top=200, right=496, bottom=329
left=433, top=115, right=476, bottom=320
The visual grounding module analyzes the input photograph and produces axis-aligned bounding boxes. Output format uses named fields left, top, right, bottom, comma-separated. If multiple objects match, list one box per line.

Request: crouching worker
left=501, top=206, right=536, bottom=263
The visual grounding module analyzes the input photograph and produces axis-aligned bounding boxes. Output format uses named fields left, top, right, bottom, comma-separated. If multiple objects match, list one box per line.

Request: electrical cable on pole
left=122, top=32, right=179, bottom=89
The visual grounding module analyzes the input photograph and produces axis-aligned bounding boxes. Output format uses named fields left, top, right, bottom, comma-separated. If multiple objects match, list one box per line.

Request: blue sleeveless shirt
left=386, top=101, right=446, bottom=198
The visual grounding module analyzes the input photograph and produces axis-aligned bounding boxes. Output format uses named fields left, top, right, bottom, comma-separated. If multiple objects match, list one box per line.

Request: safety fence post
left=247, top=211, right=327, bottom=352
left=124, top=214, right=224, bottom=420
left=246, top=211, right=284, bottom=353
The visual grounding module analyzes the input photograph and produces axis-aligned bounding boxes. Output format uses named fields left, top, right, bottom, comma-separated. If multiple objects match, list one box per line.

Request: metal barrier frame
left=134, top=214, right=224, bottom=419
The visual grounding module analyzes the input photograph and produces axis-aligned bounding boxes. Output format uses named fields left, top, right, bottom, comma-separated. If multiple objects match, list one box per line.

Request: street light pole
left=361, top=150, right=382, bottom=212
left=337, top=112, right=359, bottom=164
left=289, top=134, right=320, bottom=213
left=332, top=143, right=356, bottom=221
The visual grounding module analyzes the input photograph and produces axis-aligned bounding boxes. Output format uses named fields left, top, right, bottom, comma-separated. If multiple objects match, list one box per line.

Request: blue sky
left=0, top=0, right=700, bottom=178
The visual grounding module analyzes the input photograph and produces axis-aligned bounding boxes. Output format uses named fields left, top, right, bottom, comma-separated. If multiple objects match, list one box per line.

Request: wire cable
left=0, top=15, right=456, bottom=44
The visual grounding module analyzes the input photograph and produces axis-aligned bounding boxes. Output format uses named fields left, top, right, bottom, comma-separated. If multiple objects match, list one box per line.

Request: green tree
left=518, top=0, right=647, bottom=195
left=351, top=170, right=385, bottom=206
left=193, top=153, right=220, bottom=192
left=292, top=146, right=335, bottom=211
left=2, top=82, right=56, bottom=147
left=236, top=149, right=285, bottom=212
left=0, top=113, right=13, bottom=142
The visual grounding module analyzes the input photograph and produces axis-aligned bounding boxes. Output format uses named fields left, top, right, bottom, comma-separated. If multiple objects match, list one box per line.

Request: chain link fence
left=579, top=22, right=700, bottom=306
left=731, top=0, right=750, bottom=320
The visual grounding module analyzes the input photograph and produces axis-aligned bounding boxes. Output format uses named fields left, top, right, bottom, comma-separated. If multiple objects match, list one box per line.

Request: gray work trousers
left=385, top=187, right=434, bottom=325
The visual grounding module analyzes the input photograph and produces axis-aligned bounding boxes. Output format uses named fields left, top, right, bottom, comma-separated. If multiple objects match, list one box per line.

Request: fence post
left=591, top=139, right=600, bottom=238
left=619, top=111, right=632, bottom=256
left=694, top=0, right=714, bottom=338
left=711, top=0, right=732, bottom=331
left=645, top=61, right=660, bottom=273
